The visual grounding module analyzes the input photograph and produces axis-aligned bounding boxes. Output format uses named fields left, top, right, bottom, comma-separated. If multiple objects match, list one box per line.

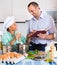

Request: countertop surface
left=0, top=58, right=57, bottom=65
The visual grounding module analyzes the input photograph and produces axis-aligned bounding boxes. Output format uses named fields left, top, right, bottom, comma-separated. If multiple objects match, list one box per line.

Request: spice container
left=45, top=43, right=56, bottom=62
left=2, top=45, right=11, bottom=54
left=18, top=44, right=29, bottom=53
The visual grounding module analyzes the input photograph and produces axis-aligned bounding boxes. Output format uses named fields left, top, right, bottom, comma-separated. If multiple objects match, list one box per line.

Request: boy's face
left=9, top=22, right=17, bottom=31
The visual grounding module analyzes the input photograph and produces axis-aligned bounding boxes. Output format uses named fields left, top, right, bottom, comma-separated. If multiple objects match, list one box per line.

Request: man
left=27, top=2, right=56, bottom=51
left=2, top=16, right=26, bottom=46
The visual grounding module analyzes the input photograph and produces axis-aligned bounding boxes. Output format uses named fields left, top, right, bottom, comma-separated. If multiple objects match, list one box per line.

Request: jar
left=19, top=44, right=29, bottom=53
left=2, top=45, right=11, bottom=54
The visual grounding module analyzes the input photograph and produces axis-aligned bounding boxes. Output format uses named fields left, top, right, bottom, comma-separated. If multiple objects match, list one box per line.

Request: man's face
left=28, top=5, right=40, bottom=18
left=9, top=22, right=17, bottom=31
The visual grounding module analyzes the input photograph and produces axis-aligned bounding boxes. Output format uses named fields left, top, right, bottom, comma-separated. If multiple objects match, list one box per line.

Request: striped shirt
left=2, top=31, right=26, bottom=46
left=28, top=12, right=56, bottom=44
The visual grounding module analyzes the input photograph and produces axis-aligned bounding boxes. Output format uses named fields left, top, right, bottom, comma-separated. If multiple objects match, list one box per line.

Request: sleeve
left=21, top=36, right=26, bottom=44
left=2, top=34, right=10, bottom=46
left=48, top=16, right=56, bottom=34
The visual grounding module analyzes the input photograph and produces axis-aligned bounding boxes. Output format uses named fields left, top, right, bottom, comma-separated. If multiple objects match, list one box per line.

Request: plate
left=0, top=52, right=25, bottom=64
left=27, top=51, right=46, bottom=60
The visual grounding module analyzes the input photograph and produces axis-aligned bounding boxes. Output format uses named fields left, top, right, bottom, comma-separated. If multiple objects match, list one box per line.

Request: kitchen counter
left=0, top=58, right=57, bottom=65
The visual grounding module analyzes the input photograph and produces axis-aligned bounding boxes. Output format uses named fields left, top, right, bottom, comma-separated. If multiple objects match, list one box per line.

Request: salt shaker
left=23, top=44, right=25, bottom=54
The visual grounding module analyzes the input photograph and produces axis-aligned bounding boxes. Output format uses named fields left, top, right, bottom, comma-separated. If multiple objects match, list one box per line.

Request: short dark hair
left=28, top=2, right=39, bottom=7
left=7, top=28, right=9, bottom=32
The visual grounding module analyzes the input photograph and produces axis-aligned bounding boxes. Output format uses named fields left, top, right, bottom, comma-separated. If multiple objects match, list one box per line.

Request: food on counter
left=0, top=55, right=4, bottom=60
left=13, top=52, right=23, bottom=58
left=27, top=51, right=37, bottom=55
left=0, top=52, right=24, bottom=60
left=45, top=50, right=54, bottom=62
left=34, top=49, right=39, bottom=54
left=27, top=50, right=45, bottom=60
left=45, top=58, right=53, bottom=62
left=0, top=54, right=9, bottom=60
left=0, top=52, right=25, bottom=64
left=45, top=44, right=56, bottom=62
left=26, top=50, right=38, bottom=59
left=9, top=52, right=15, bottom=58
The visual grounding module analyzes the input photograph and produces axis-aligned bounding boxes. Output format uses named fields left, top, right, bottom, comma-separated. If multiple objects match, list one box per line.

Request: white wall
left=25, top=0, right=57, bottom=11
left=0, top=0, right=57, bottom=22
left=0, top=0, right=12, bottom=22
left=16, top=22, right=28, bottom=37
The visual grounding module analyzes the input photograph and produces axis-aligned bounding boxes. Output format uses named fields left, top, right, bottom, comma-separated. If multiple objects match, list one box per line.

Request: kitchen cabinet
left=0, top=0, right=31, bottom=22
left=0, top=0, right=57, bottom=22
left=0, top=0, right=11, bottom=22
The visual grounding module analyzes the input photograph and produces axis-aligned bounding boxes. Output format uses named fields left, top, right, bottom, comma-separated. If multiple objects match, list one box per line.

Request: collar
left=32, top=11, right=46, bottom=21
left=7, top=31, right=15, bottom=37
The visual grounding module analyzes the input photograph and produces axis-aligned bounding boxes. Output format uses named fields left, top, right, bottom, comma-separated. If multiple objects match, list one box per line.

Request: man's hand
left=27, top=30, right=36, bottom=38
left=37, top=33, right=47, bottom=39
left=27, top=30, right=36, bottom=44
